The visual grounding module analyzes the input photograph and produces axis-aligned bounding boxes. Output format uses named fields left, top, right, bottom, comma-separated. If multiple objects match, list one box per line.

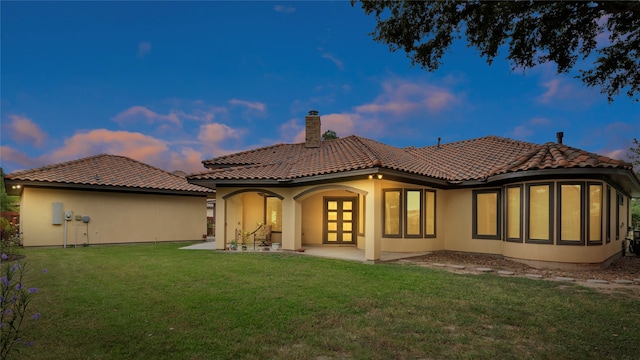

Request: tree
left=629, top=138, right=640, bottom=172
left=0, top=168, right=18, bottom=212
left=353, top=1, right=640, bottom=102
left=322, top=130, right=339, bottom=140
left=629, top=139, right=640, bottom=229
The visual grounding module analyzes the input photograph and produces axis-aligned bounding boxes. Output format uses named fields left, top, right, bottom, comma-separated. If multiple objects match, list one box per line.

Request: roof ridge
left=202, top=142, right=291, bottom=165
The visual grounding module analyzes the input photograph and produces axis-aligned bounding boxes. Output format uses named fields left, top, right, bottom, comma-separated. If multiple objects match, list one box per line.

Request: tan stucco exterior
left=213, top=176, right=633, bottom=267
left=20, top=187, right=207, bottom=247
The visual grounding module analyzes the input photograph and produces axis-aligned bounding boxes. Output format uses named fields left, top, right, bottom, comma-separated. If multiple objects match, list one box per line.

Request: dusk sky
left=2, top=1, right=638, bottom=175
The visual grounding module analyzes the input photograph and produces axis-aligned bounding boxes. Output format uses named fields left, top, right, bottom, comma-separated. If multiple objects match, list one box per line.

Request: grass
left=5, top=242, right=640, bottom=359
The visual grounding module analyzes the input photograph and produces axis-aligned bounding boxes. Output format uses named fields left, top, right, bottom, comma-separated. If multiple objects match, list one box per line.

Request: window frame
left=404, top=189, right=424, bottom=238
left=556, top=182, right=585, bottom=246
left=264, top=196, right=282, bottom=233
left=587, top=182, right=603, bottom=245
left=616, top=191, right=621, bottom=240
left=383, top=189, right=403, bottom=238
left=525, top=183, right=554, bottom=244
left=424, top=190, right=436, bottom=238
left=606, top=186, right=611, bottom=243
left=472, top=188, right=502, bottom=240
left=505, top=185, right=523, bottom=243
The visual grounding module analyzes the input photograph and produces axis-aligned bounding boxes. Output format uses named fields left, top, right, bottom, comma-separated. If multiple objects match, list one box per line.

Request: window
left=383, top=189, right=402, bottom=237
left=616, top=192, right=621, bottom=240
left=473, top=189, right=501, bottom=240
left=606, top=186, right=611, bottom=243
left=526, top=183, right=553, bottom=243
left=425, top=190, right=436, bottom=237
left=405, top=190, right=423, bottom=237
left=588, top=183, right=603, bottom=244
left=265, top=197, right=282, bottom=232
left=506, top=186, right=522, bottom=242
left=558, top=183, right=583, bottom=245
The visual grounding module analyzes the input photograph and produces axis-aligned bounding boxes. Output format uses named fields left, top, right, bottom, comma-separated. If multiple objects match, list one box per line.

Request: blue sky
left=1, top=1, right=638, bottom=174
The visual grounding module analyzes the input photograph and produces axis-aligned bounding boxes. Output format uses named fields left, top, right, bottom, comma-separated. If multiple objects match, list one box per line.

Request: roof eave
left=4, top=179, right=212, bottom=196
left=487, top=168, right=640, bottom=197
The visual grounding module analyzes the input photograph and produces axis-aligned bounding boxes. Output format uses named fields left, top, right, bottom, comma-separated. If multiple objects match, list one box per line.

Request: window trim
left=472, top=188, right=502, bottom=240
left=424, top=190, right=437, bottom=238
left=264, top=196, right=282, bottom=233
left=587, top=182, right=603, bottom=245
left=383, top=188, right=403, bottom=238
left=505, top=185, right=523, bottom=243
left=616, top=191, right=621, bottom=240
left=404, top=189, right=423, bottom=238
left=606, top=186, right=612, bottom=243
left=525, top=183, right=554, bottom=244
left=556, top=182, right=585, bottom=246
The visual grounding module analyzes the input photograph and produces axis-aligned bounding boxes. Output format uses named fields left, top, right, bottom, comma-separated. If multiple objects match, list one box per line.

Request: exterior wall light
left=377, top=174, right=383, bottom=180
left=368, top=174, right=383, bottom=180
left=11, top=185, right=21, bottom=189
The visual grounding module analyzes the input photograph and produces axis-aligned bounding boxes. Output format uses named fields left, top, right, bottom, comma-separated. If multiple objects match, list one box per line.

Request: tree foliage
left=629, top=138, right=640, bottom=173
left=354, top=1, right=640, bottom=102
left=322, top=130, right=339, bottom=140
left=0, top=169, right=18, bottom=212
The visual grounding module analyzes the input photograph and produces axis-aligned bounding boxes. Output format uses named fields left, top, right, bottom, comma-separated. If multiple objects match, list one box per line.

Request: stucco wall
left=20, top=187, right=207, bottom=247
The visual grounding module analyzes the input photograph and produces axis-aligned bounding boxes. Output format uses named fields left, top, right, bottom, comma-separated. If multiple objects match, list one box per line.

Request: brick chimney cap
left=308, top=110, right=319, bottom=116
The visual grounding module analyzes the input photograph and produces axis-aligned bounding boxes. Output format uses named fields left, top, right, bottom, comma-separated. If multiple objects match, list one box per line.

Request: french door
left=323, top=197, right=356, bottom=244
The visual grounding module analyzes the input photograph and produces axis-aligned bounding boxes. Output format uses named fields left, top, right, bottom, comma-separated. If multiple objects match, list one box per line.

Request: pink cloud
left=47, top=129, right=168, bottom=165
left=168, top=148, right=207, bottom=173
left=355, top=80, right=459, bottom=116
left=4, top=115, right=47, bottom=148
left=198, top=123, right=244, bottom=156
left=0, top=146, right=44, bottom=171
left=113, top=106, right=181, bottom=126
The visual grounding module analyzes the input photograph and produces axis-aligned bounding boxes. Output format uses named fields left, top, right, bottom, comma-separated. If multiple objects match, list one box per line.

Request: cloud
left=355, top=80, right=460, bottom=116
left=228, top=99, right=266, bottom=113
left=274, top=5, right=295, bottom=14
left=168, top=147, right=207, bottom=173
left=321, top=52, right=344, bottom=70
left=3, top=115, right=47, bottom=148
left=198, top=123, right=245, bottom=156
left=113, top=106, right=181, bottom=126
left=47, top=129, right=168, bottom=165
left=138, top=41, right=151, bottom=59
left=0, top=146, right=43, bottom=171
left=508, top=117, right=552, bottom=139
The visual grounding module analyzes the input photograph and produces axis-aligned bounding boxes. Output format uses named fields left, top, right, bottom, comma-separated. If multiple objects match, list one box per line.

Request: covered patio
left=180, top=241, right=429, bottom=263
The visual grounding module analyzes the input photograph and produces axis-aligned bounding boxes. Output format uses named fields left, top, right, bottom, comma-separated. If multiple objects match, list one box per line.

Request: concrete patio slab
left=180, top=242, right=428, bottom=262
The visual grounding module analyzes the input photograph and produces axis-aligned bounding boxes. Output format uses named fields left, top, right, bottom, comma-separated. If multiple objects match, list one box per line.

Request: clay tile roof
left=5, top=154, right=213, bottom=194
left=191, top=135, right=635, bottom=184
left=490, top=142, right=633, bottom=176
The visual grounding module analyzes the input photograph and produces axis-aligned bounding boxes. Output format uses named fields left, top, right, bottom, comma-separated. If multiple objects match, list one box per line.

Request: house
left=188, top=110, right=640, bottom=268
left=4, top=154, right=214, bottom=247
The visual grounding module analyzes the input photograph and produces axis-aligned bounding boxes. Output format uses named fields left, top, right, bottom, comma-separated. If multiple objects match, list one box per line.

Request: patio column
left=365, top=179, right=382, bottom=261
left=281, top=196, right=301, bottom=250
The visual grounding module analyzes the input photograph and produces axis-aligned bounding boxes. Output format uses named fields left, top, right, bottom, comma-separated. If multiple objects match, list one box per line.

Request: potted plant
left=229, top=239, right=238, bottom=251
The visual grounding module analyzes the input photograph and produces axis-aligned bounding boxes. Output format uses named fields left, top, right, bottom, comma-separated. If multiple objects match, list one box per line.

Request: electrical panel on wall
left=52, top=202, right=63, bottom=225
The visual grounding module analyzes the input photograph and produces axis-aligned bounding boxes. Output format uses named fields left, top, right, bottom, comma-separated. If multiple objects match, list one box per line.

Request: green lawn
left=5, top=242, right=640, bottom=359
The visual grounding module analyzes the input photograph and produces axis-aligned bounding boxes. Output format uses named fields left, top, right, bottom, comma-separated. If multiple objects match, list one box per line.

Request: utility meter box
left=82, top=216, right=90, bottom=223
left=64, top=210, right=73, bottom=221
left=75, top=215, right=82, bottom=221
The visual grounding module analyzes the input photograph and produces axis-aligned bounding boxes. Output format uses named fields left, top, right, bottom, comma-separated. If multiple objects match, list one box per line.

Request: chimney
left=556, top=131, right=564, bottom=145
left=437, top=137, right=441, bottom=149
left=305, top=110, right=321, bottom=148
